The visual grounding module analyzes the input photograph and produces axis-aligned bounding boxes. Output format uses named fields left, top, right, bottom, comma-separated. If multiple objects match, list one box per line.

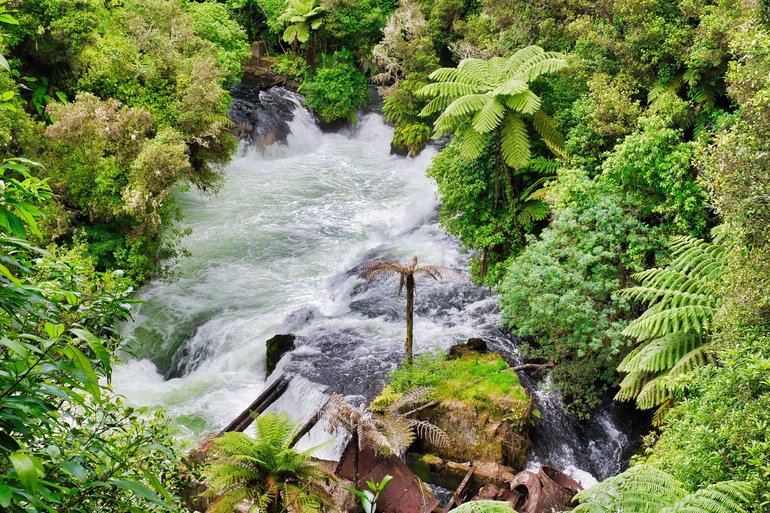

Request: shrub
left=498, top=171, right=656, bottom=415
left=300, top=50, right=368, bottom=122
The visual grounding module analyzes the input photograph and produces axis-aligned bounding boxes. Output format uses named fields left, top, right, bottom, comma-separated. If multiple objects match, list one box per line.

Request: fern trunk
left=405, top=274, right=415, bottom=365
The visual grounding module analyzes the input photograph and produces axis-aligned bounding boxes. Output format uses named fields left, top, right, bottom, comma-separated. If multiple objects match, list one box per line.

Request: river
left=113, top=87, right=642, bottom=486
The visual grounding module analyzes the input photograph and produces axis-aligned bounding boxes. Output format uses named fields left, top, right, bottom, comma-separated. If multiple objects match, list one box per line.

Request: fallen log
left=219, top=375, right=291, bottom=435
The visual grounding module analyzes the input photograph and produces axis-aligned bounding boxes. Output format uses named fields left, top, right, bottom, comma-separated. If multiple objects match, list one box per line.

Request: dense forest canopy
left=2, top=0, right=770, bottom=511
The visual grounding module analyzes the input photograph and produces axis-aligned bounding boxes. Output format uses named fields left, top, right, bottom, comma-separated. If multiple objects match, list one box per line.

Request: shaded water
left=113, top=87, right=641, bottom=485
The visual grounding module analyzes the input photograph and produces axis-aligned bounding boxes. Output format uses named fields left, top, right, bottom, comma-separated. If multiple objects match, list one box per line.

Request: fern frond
left=525, top=156, right=559, bottom=175
left=428, top=67, right=459, bottom=83
left=459, top=128, right=486, bottom=160
left=615, top=369, right=649, bottom=401
left=513, top=54, right=567, bottom=82
left=662, top=481, right=754, bottom=513
left=623, top=304, right=713, bottom=341
left=419, top=95, right=451, bottom=117
left=505, top=90, right=541, bottom=114
left=667, top=343, right=713, bottom=377
left=451, top=500, right=517, bottom=513
left=635, top=374, right=670, bottom=410
left=486, top=56, right=510, bottom=83
left=406, top=418, right=450, bottom=448
left=500, top=113, right=530, bottom=169
left=457, top=58, right=492, bottom=85
left=492, top=77, right=528, bottom=96
left=417, top=82, right=486, bottom=100
left=472, top=97, right=507, bottom=133
left=574, top=465, right=687, bottom=512
left=532, top=110, right=565, bottom=156
left=619, top=331, right=701, bottom=373
left=651, top=396, right=673, bottom=426
left=387, top=386, right=434, bottom=413
left=517, top=200, right=550, bottom=226
left=440, top=94, right=488, bottom=119
left=506, top=45, right=546, bottom=75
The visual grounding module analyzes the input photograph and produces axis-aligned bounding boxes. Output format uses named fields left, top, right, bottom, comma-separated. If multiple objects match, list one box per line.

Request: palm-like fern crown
left=359, top=256, right=466, bottom=295
left=416, top=45, right=566, bottom=168
left=279, top=0, right=324, bottom=44
left=573, top=464, right=753, bottom=513
left=203, top=412, right=332, bottom=513
left=616, top=236, right=727, bottom=415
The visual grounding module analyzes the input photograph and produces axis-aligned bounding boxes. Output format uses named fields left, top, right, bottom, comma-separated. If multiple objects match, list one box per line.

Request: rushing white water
left=113, top=89, right=642, bottom=483
left=113, top=90, right=500, bottom=442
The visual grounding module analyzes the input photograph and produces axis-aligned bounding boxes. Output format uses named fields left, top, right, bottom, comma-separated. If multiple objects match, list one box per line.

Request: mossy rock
left=374, top=351, right=533, bottom=468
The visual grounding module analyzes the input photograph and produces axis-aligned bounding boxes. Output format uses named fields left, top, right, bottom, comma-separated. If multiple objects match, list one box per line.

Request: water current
left=113, top=87, right=643, bottom=486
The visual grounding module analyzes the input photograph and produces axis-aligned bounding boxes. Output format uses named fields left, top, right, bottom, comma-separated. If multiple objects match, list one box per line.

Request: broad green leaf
left=61, top=461, right=88, bottom=482
left=0, top=483, right=11, bottom=507
left=10, top=452, right=43, bottom=492
left=64, top=344, right=101, bottom=399
left=0, top=13, right=19, bottom=24
left=0, top=53, right=9, bottom=72
left=71, top=328, right=112, bottom=376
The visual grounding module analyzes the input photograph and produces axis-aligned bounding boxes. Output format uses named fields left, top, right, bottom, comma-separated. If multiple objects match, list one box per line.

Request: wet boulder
left=265, top=334, right=296, bottom=377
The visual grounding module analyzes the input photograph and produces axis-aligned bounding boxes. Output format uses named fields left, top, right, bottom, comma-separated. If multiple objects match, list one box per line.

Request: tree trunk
left=305, top=39, right=316, bottom=69
left=405, top=274, right=415, bottom=365
left=353, top=433, right=360, bottom=487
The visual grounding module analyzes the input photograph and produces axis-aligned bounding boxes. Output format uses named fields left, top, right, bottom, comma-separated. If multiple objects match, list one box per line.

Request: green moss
left=383, top=351, right=529, bottom=416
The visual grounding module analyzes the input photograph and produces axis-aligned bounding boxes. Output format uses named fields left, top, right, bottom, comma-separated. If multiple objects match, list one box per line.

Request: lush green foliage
left=186, top=2, right=251, bottom=83
left=300, top=50, right=368, bottom=122
left=0, top=193, right=188, bottom=512
left=643, top=327, right=770, bottom=506
left=499, top=173, right=654, bottom=414
left=573, top=464, right=753, bottom=513
left=203, top=412, right=333, bottom=513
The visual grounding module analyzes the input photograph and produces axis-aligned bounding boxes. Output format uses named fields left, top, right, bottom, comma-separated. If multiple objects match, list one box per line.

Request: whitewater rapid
left=112, top=91, right=492, bottom=439
left=112, top=88, right=642, bottom=483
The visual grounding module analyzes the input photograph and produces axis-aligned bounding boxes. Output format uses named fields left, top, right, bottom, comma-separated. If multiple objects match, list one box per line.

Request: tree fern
left=203, top=411, right=333, bottom=513
left=451, top=500, right=517, bottom=513
left=573, top=465, right=753, bottom=513
left=417, top=45, right=566, bottom=170
left=616, top=236, right=726, bottom=413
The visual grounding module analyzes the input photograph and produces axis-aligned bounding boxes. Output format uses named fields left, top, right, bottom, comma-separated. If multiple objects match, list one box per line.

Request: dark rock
left=467, top=337, right=488, bottom=352
left=448, top=338, right=488, bottom=359
left=390, top=141, right=409, bottom=156
left=265, top=334, right=296, bottom=378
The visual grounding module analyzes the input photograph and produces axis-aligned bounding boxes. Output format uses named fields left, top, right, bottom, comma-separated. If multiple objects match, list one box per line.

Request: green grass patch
left=373, top=350, right=529, bottom=416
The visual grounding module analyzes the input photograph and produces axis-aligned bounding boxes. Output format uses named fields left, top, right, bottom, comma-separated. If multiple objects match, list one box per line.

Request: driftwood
left=402, top=400, right=440, bottom=418
left=290, top=397, right=330, bottom=447
left=509, top=362, right=555, bottom=373
left=507, top=466, right=581, bottom=513
left=441, top=465, right=476, bottom=513
left=219, top=375, right=291, bottom=435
